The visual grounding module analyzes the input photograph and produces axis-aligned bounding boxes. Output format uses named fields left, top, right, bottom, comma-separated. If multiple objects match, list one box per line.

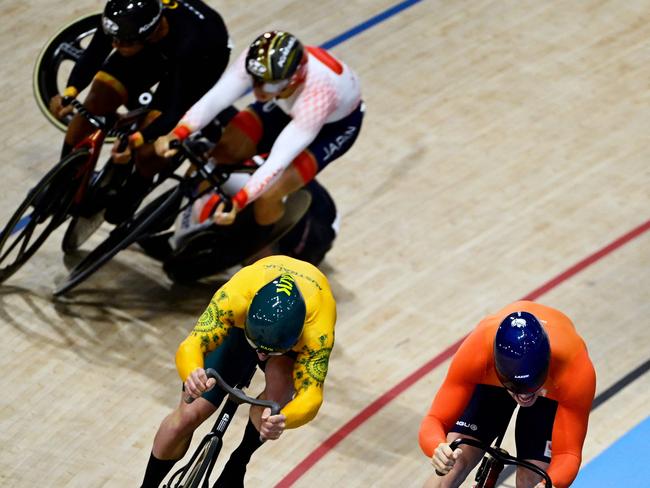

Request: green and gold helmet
left=245, top=273, right=306, bottom=354
left=245, top=31, right=305, bottom=84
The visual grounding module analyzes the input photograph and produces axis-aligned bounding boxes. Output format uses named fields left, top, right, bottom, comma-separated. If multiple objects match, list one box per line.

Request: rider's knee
left=168, top=404, right=211, bottom=437
left=211, top=123, right=257, bottom=163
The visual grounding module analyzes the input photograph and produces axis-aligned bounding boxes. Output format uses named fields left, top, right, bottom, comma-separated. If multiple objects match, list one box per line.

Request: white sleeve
left=179, top=51, right=251, bottom=132
left=241, top=121, right=319, bottom=203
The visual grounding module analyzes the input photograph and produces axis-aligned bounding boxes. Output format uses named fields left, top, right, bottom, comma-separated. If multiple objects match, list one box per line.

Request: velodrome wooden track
left=1, top=1, right=648, bottom=486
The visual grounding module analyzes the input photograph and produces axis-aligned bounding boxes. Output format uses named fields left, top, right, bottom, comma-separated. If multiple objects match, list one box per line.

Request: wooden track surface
left=0, top=1, right=648, bottom=487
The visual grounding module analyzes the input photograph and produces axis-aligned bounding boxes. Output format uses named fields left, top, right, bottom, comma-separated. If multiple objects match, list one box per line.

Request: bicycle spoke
left=1, top=217, right=35, bottom=262
left=18, top=219, right=38, bottom=255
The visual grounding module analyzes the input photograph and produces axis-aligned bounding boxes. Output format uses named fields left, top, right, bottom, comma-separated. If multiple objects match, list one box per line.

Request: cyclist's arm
left=546, top=348, right=596, bottom=488
left=231, top=121, right=320, bottom=209
left=65, top=25, right=113, bottom=97
left=281, top=298, right=336, bottom=429
left=171, top=50, right=251, bottom=139
left=175, top=285, right=249, bottom=381
left=230, top=81, right=337, bottom=208
left=419, top=328, right=490, bottom=457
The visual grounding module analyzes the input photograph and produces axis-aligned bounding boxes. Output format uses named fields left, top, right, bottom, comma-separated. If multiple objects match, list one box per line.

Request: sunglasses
left=245, top=335, right=286, bottom=356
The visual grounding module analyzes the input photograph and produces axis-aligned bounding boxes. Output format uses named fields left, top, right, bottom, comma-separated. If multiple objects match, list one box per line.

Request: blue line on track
left=320, top=0, right=424, bottom=49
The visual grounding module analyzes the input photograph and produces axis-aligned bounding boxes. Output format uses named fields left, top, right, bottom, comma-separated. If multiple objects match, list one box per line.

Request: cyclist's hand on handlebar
left=431, top=442, right=462, bottom=475
left=49, top=94, right=74, bottom=120
left=154, top=133, right=180, bottom=158
left=534, top=482, right=553, bottom=488
left=259, top=407, right=286, bottom=440
left=213, top=201, right=239, bottom=226
left=184, top=368, right=217, bottom=401
left=111, top=138, right=132, bottom=164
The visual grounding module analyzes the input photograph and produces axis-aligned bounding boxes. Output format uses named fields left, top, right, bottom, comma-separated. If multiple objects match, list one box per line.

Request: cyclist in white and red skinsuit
left=155, top=30, right=364, bottom=230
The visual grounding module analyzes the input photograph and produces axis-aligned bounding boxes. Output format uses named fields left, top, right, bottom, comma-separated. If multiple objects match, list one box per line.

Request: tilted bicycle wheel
left=178, top=437, right=221, bottom=488
left=0, top=150, right=88, bottom=283
left=33, top=13, right=101, bottom=133
left=53, top=185, right=183, bottom=296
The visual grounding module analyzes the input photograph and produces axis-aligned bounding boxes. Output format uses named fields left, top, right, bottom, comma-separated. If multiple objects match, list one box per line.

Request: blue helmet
left=245, top=273, right=306, bottom=354
left=493, top=311, right=550, bottom=394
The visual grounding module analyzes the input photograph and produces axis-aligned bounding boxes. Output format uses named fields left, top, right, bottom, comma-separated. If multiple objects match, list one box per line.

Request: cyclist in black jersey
left=49, top=0, right=230, bottom=224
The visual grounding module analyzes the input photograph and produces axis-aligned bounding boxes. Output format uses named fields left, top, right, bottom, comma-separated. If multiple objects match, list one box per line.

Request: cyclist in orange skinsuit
left=419, top=301, right=596, bottom=488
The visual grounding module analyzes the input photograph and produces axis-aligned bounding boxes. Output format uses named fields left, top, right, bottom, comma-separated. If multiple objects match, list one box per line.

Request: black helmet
left=245, top=273, right=306, bottom=354
left=494, top=311, right=551, bottom=394
left=102, top=0, right=163, bottom=43
left=245, top=31, right=305, bottom=83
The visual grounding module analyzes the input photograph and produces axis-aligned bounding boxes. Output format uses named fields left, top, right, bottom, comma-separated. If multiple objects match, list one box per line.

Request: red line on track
left=275, top=219, right=650, bottom=487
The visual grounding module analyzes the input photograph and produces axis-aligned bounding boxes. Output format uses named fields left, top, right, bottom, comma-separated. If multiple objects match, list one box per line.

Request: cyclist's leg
left=513, top=397, right=557, bottom=488
left=62, top=73, right=125, bottom=156
left=141, top=328, right=256, bottom=488
left=62, top=46, right=156, bottom=153
left=209, top=100, right=288, bottom=165
left=423, top=384, right=517, bottom=488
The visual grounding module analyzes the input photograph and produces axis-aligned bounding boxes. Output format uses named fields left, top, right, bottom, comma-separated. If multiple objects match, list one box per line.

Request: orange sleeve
left=547, top=347, right=596, bottom=488
left=419, top=324, right=491, bottom=457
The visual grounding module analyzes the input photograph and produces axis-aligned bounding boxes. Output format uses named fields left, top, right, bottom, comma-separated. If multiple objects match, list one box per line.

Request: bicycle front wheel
left=0, top=150, right=87, bottom=283
left=53, top=186, right=182, bottom=296
left=180, top=437, right=221, bottom=488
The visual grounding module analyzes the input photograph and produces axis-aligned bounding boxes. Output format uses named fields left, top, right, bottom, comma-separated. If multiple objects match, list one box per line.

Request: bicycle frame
left=165, top=368, right=281, bottom=488
left=165, top=394, right=240, bottom=488
left=69, top=125, right=106, bottom=208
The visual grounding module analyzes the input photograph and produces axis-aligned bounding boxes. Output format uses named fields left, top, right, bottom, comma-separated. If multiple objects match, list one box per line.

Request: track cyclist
left=49, top=0, right=231, bottom=225
left=419, top=301, right=596, bottom=488
left=155, top=31, right=364, bottom=239
left=139, top=255, right=336, bottom=487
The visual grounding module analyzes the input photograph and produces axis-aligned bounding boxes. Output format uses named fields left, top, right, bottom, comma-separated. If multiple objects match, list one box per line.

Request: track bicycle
left=53, top=138, right=312, bottom=296
left=0, top=98, right=147, bottom=284
left=164, top=368, right=280, bottom=488
left=437, top=437, right=552, bottom=487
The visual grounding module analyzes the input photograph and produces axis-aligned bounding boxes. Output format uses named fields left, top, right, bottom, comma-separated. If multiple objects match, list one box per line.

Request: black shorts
left=450, top=384, right=558, bottom=463
left=193, top=327, right=297, bottom=407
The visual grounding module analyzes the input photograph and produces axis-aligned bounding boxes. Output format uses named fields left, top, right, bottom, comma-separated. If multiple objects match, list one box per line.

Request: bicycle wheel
left=178, top=437, right=221, bottom=488
left=0, top=150, right=87, bottom=283
left=33, top=13, right=101, bottom=132
left=53, top=185, right=183, bottom=296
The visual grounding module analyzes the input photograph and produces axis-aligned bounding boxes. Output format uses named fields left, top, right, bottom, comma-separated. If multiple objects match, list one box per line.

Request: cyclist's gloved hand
left=259, top=407, right=286, bottom=440
left=184, top=367, right=217, bottom=401
left=212, top=200, right=239, bottom=226
left=154, top=133, right=180, bottom=158
left=431, top=441, right=462, bottom=475
left=111, top=137, right=132, bottom=164
left=49, top=87, right=78, bottom=120
left=49, top=94, right=74, bottom=120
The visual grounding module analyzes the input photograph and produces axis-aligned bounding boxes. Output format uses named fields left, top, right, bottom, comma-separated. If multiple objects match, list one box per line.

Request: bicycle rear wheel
left=53, top=186, right=182, bottom=296
left=0, top=150, right=87, bottom=283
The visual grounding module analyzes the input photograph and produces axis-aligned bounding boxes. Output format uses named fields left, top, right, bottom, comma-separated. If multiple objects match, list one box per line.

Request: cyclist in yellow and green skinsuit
left=140, top=255, right=336, bottom=487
